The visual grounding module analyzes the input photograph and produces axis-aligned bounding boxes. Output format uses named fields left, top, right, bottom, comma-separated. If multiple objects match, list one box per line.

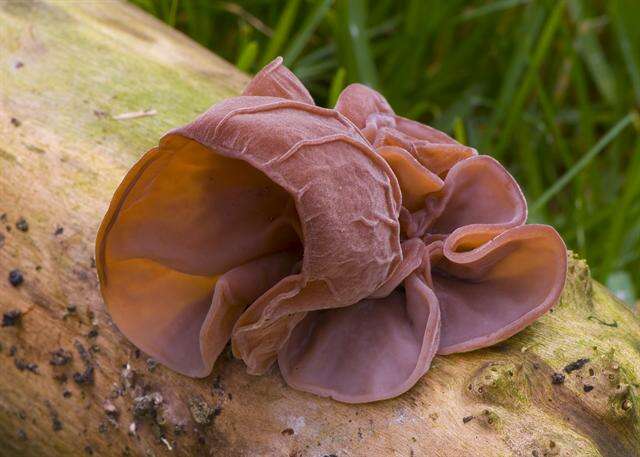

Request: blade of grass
left=346, top=0, right=379, bottom=88
left=260, top=0, right=301, bottom=67
left=601, top=140, right=640, bottom=277
left=492, top=0, right=566, bottom=160
left=452, top=117, right=467, bottom=144
left=283, top=0, right=333, bottom=65
left=236, top=41, right=259, bottom=73
left=458, top=0, right=532, bottom=22
left=568, top=0, right=618, bottom=106
left=609, top=0, right=640, bottom=105
left=481, top=2, right=545, bottom=152
left=328, top=67, right=347, bottom=107
left=530, top=112, right=635, bottom=212
left=166, top=0, right=179, bottom=27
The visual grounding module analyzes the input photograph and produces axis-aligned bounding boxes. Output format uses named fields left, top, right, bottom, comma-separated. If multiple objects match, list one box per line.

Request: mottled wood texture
left=0, top=1, right=639, bottom=456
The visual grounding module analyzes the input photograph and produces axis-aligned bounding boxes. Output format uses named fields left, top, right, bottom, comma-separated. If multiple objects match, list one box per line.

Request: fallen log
left=0, top=1, right=638, bottom=456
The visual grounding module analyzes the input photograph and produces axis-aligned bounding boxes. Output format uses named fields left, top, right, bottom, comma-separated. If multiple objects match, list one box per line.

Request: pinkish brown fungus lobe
left=96, top=58, right=567, bottom=403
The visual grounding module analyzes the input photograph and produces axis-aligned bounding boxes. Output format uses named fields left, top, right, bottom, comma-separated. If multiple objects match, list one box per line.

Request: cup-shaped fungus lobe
left=96, top=58, right=402, bottom=378
left=278, top=239, right=441, bottom=403
left=327, top=83, right=567, bottom=391
left=97, top=59, right=568, bottom=405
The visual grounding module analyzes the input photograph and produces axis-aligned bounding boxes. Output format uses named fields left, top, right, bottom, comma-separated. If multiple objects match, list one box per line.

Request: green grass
left=130, top=0, right=640, bottom=306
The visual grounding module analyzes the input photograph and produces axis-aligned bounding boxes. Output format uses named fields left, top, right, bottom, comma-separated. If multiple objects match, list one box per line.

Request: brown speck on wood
left=10, top=117, right=21, bottom=127
left=188, top=396, right=216, bottom=425
left=146, top=358, right=158, bottom=372
left=2, top=309, right=22, bottom=327
left=54, top=226, right=64, bottom=235
left=46, top=401, right=63, bottom=431
left=281, top=428, right=294, bottom=436
left=583, top=384, right=594, bottom=393
left=8, top=269, right=24, bottom=287
left=14, top=358, right=38, bottom=373
left=564, top=358, right=589, bottom=373
left=551, top=373, right=565, bottom=385
left=50, top=348, right=72, bottom=366
left=15, top=217, right=29, bottom=232
left=462, top=415, right=474, bottom=424
left=132, top=392, right=163, bottom=419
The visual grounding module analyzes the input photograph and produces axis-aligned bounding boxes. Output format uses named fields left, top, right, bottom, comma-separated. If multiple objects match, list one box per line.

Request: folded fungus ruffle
left=96, top=58, right=567, bottom=403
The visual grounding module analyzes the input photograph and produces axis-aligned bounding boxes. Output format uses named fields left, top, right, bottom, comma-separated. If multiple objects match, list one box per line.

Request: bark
left=0, top=1, right=639, bottom=456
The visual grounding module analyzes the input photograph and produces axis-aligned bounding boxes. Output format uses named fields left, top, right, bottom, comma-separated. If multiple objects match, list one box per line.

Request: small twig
left=588, top=316, right=618, bottom=328
left=112, top=109, right=157, bottom=121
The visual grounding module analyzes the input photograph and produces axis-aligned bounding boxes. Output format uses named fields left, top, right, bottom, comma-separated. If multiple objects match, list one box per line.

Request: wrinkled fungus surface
left=97, top=58, right=567, bottom=403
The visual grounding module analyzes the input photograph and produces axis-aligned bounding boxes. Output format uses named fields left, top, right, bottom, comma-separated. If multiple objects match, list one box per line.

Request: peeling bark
left=0, top=1, right=639, bottom=456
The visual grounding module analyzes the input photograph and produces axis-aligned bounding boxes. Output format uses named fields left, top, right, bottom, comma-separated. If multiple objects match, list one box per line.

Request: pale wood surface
left=1, top=1, right=639, bottom=456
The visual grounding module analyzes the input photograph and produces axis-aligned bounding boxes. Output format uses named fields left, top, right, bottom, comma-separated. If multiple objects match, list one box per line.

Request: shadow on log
left=0, top=1, right=639, bottom=456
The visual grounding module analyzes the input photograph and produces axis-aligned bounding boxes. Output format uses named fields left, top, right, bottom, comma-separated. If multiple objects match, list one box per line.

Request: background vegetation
left=130, top=0, right=640, bottom=307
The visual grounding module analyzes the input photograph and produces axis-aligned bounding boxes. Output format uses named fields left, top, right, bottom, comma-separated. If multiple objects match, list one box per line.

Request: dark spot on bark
left=63, top=390, right=72, bottom=398
left=54, top=373, right=68, bottom=383
left=589, top=368, right=595, bottom=376
left=0, top=233, right=5, bottom=247
left=10, top=117, right=21, bottom=127
left=87, top=327, right=98, bottom=338
left=551, top=373, right=565, bottom=384
left=8, top=269, right=24, bottom=287
left=462, top=415, right=474, bottom=423
left=146, top=358, right=157, bottom=372
left=14, top=61, right=24, bottom=69
left=73, top=340, right=95, bottom=384
left=583, top=384, right=594, bottom=392
left=18, top=429, right=27, bottom=441
left=15, top=358, right=38, bottom=373
left=50, top=348, right=72, bottom=366
left=564, top=358, right=589, bottom=373
left=9, top=345, right=17, bottom=356
left=98, top=422, right=108, bottom=434
left=189, top=396, right=216, bottom=425
left=90, top=256, right=96, bottom=268
left=15, top=217, right=28, bottom=232
left=46, top=401, right=63, bottom=431
left=54, top=226, right=64, bottom=235
left=133, top=392, right=163, bottom=419
left=282, top=428, right=294, bottom=436
left=73, top=367, right=94, bottom=385
left=2, top=309, right=22, bottom=326
left=84, top=445, right=93, bottom=455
